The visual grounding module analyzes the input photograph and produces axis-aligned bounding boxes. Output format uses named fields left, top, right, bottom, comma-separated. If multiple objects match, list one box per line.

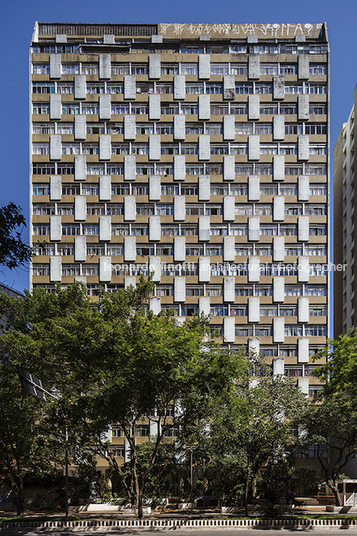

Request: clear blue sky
left=1, top=0, right=356, bottom=292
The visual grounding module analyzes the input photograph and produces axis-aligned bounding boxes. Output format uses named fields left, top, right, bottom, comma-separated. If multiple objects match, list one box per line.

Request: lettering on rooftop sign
left=158, top=23, right=323, bottom=38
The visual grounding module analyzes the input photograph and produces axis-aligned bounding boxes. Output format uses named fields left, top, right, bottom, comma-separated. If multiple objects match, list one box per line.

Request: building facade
left=334, top=85, right=357, bottom=337
left=30, top=22, right=329, bottom=403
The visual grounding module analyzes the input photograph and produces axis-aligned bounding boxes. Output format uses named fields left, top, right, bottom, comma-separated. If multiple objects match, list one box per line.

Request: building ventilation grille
left=38, top=23, right=157, bottom=37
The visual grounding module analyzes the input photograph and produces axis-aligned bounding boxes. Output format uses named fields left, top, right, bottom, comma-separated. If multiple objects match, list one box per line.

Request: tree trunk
left=137, top=490, right=143, bottom=520
left=244, top=473, right=250, bottom=517
left=329, top=481, right=343, bottom=507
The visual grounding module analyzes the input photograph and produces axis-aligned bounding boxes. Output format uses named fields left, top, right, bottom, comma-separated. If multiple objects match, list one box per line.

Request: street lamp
left=17, top=366, right=69, bottom=517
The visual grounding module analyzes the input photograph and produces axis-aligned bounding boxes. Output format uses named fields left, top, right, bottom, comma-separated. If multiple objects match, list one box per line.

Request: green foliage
left=0, top=203, right=32, bottom=269
left=0, top=360, right=64, bottom=515
left=312, top=328, right=357, bottom=398
left=186, top=356, right=308, bottom=511
left=0, top=278, right=244, bottom=518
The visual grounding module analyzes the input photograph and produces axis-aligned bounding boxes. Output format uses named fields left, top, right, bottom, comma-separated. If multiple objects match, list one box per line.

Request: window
left=161, top=144, right=179, bottom=155
left=260, top=185, right=278, bottom=195
left=87, top=244, right=105, bottom=256
left=185, top=204, right=204, bottom=216
left=33, top=163, right=56, bottom=175
left=309, top=224, right=327, bottom=236
left=255, top=83, right=273, bottom=94
left=82, top=265, right=99, bottom=276
left=309, top=104, right=327, bottom=115
left=235, top=83, right=253, bottom=94
left=87, top=123, right=105, bottom=135
left=211, top=184, right=229, bottom=195
left=111, top=63, right=129, bottom=74
left=136, top=205, right=154, bottom=216
left=83, top=224, right=99, bottom=235
left=279, top=306, right=297, bottom=317
left=230, top=63, right=247, bottom=75
left=137, top=425, right=150, bottom=437
left=161, top=225, right=179, bottom=237
left=309, top=64, right=327, bottom=75
left=111, top=225, right=129, bottom=236
left=230, top=224, right=248, bottom=236
left=181, top=184, right=198, bottom=195
left=86, top=83, right=105, bottom=94
left=260, top=63, right=278, bottom=75
left=280, top=64, right=297, bottom=75
left=230, top=104, right=248, bottom=115
left=33, top=63, right=50, bottom=74
left=161, top=63, right=179, bottom=75
left=211, top=104, right=229, bottom=115
left=305, top=124, right=327, bottom=135
left=82, top=184, right=99, bottom=195
left=206, top=82, right=223, bottom=94
left=111, top=104, right=130, bottom=115
left=280, top=224, right=297, bottom=236
left=87, top=204, right=105, bottom=216
left=156, top=204, right=174, bottom=216
left=280, top=184, right=297, bottom=195
left=305, top=165, right=327, bottom=175
left=32, top=143, right=49, bottom=155
left=131, top=143, right=149, bottom=155
left=161, top=184, right=179, bottom=195
left=260, top=104, right=278, bottom=115
left=131, top=64, right=149, bottom=75
left=230, top=144, right=248, bottom=155
left=309, top=306, right=327, bottom=317
left=57, top=204, right=74, bottom=216
left=235, top=326, right=253, bottom=337
left=255, top=123, right=273, bottom=135
left=33, top=243, right=55, bottom=256
left=62, top=224, right=80, bottom=235
left=210, top=224, right=228, bottom=236
left=112, top=185, right=130, bottom=195
left=61, top=103, right=80, bottom=115
left=305, top=325, right=327, bottom=337
left=235, top=123, right=253, bottom=135
left=33, top=123, right=55, bottom=135
left=284, top=285, right=303, bottom=296
left=33, top=103, right=50, bottom=115
left=284, top=325, right=303, bottom=337
left=33, top=224, right=50, bottom=235
left=136, top=246, right=154, bottom=256
left=186, top=246, right=204, bottom=256
left=280, top=104, right=297, bottom=115
left=235, top=285, right=253, bottom=296
left=181, top=103, right=199, bottom=115
left=57, top=82, right=73, bottom=94
left=260, top=306, right=277, bottom=317
left=210, top=63, right=229, bottom=75
left=186, top=123, right=204, bottom=135
left=131, top=225, right=148, bottom=236
left=260, top=225, right=278, bottom=236
left=285, top=245, right=303, bottom=256
left=285, top=84, right=303, bottom=95
left=305, top=285, right=327, bottom=296
left=61, top=64, right=79, bottom=74
left=285, top=124, right=303, bottom=135
left=163, top=426, right=179, bottom=437
left=107, top=123, right=123, bottom=134
left=32, top=263, right=50, bottom=276
left=236, top=204, right=253, bottom=215
left=180, top=63, right=198, bottom=75
left=62, top=143, right=80, bottom=155
left=186, top=82, right=204, bottom=94
left=180, top=225, right=197, bottom=236
left=32, top=82, right=55, bottom=94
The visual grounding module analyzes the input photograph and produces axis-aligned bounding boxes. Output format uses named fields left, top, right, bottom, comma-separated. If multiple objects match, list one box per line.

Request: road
left=0, top=528, right=354, bottom=536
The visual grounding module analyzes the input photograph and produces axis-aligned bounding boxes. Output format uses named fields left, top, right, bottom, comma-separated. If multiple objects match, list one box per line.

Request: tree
left=0, top=279, right=244, bottom=518
left=0, top=360, right=63, bottom=515
left=312, top=328, right=357, bottom=398
left=188, top=357, right=307, bottom=515
left=298, top=397, right=357, bottom=506
left=296, top=330, right=357, bottom=506
left=0, top=203, right=31, bottom=269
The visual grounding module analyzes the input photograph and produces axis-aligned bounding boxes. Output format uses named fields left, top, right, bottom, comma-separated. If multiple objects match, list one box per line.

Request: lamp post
left=17, top=366, right=69, bottom=517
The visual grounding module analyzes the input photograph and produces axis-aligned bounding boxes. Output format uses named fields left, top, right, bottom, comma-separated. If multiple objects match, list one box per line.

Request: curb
left=1, top=518, right=357, bottom=529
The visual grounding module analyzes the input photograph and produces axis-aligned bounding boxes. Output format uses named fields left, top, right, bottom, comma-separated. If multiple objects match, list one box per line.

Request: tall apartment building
left=30, top=22, right=329, bottom=397
left=334, top=85, right=357, bottom=337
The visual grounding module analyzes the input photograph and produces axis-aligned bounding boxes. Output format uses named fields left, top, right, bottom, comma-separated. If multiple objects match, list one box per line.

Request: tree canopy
left=0, top=203, right=31, bottom=269
left=0, top=279, right=245, bottom=517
